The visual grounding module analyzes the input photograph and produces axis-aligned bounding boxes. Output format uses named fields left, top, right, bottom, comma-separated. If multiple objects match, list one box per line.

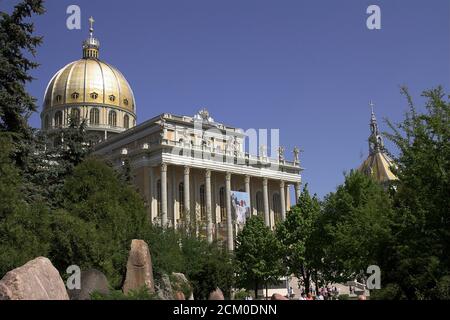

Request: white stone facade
left=94, top=111, right=302, bottom=250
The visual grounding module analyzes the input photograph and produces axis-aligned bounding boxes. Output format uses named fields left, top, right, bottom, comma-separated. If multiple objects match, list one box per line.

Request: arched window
left=54, top=111, right=63, bottom=128
left=273, top=193, right=281, bottom=223
left=179, top=182, right=185, bottom=219
left=44, top=115, right=50, bottom=129
left=219, top=187, right=226, bottom=222
left=256, top=191, right=264, bottom=217
left=70, top=108, right=80, bottom=125
left=124, top=114, right=130, bottom=129
left=90, top=108, right=99, bottom=125
left=56, top=95, right=62, bottom=103
left=90, top=92, right=98, bottom=100
left=108, top=110, right=117, bottom=127
left=71, top=92, right=79, bottom=100
left=109, top=94, right=115, bottom=102
left=156, top=179, right=161, bottom=217
left=200, top=184, right=206, bottom=221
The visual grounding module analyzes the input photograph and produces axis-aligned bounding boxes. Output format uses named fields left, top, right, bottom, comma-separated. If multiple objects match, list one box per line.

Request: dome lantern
left=82, top=16, right=100, bottom=59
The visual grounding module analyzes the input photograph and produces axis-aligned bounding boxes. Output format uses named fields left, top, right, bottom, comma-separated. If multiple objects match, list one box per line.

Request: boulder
left=123, top=239, right=155, bottom=294
left=271, top=293, right=289, bottom=300
left=171, top=272, right=193, bottom=300
left=174, top=291, right=185, bottom=300
left=67, top=269, right=110, bottom=300
left=0, top=257, right=69, bottom=300
left=155, top=274, right=173, bottom=300
left=209, top=288, right=224, bottom=300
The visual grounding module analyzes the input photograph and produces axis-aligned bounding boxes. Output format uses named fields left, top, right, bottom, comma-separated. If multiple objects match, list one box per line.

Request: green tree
left=23, top=117, right=93, bottom=206
left=276, top=184, right=323, bottom=293
left=49, top=157, right=148, bottom=287
left=235, top=216, right=283, bottom=299
left=0, top=134, right=51, bottom=277
left=0, top=0, right=45, bottom=168
left=181, top=238, right=234, bottom=299
left=379, top=86, right=450, bottom=299
left=142, top=226, right=185, bottom=279
left=320, top=170, right=394, bottom=285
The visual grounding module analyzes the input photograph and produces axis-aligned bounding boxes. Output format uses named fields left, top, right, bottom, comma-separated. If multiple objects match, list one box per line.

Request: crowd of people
left=294, top=286, right=341, bottom=300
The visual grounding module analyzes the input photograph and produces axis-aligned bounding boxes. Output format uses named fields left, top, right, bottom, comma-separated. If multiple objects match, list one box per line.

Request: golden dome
left=358, top=152, right=398, bottom=184
left=41, top=17, right=137, bottom=142
left=43, top=58, right=135, bottom=113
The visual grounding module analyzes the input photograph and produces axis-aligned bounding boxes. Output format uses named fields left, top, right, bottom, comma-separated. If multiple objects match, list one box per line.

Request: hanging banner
left=231, top=191, right=251, bottom=226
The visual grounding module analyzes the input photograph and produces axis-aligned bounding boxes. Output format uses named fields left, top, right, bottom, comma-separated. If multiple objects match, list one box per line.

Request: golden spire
left=368, top=100, right=384, bottom=155
left=358, top=101, right=398, bottom=185
left=83, top=16, right=100, bottom=59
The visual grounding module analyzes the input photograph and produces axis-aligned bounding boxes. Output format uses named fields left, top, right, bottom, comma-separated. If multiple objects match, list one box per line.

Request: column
left=183, top=166, right=191, bottom=231
left=226, top=172, right=233, bottom=251
left=206, top=169, right=213, bottom=243
left=171, top=167, right=176, bottom=229
left=280, top=181, right=286, bottom=221
left=294, top=182, right=301, bottom=204
left=263, top=178, right=270, bottom=227
left=244, top=175, right=252, bottom=215
left=149, top=167, right=155, bottom=222
left=285, top=184, right=290, bottom=211
left=161, top=163, right=168, bottom=227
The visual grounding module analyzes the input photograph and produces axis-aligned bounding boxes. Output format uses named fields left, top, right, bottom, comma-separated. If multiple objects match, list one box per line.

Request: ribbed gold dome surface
left=43, top=58, right=135, bottom=113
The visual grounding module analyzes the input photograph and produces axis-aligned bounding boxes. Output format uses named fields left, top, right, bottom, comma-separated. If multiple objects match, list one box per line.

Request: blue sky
left=4, top=0, right=449, bottom=198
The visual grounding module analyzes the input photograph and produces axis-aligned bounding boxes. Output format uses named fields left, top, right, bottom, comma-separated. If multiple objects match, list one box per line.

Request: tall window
left=54, top=111, right=63, bottom=128
left=256, top=191, right=264, bottom=217
left=179, top=182, right=185, bottom=219
left=70, top=108, right=80, bottom=125
left=219, top=187, right=226, bottom=222
left=124, top=114, right=130, bottom=129
left=273, top=193, right=281, bottom=223
left=156, top=179, right=161, bottom=217
left=90, top=108, right=99, bottom=125
left=200, top=184, right=206, bottom=221
left=108, top=110, right=117, bottom=127
left=44, top=115, right=50, bottom=129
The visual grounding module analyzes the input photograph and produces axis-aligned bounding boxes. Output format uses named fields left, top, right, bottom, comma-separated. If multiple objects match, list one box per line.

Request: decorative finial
left=369, top=100, right=376, bottom=121
left=89, top=16, right=95, bottom=35
left=367, top=100, right=384, bottom=154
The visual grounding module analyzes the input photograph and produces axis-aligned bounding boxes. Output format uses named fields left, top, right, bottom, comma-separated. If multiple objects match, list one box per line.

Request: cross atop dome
left=89, top=16, right=95, bottom=35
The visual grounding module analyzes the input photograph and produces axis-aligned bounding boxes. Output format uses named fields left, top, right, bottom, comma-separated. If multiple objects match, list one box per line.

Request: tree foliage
left=0, top=0, right=44, bottom=167
left=0, top=134, right=51, bottom=277
left=377, top=86, right=450, bottom=299
left=49, top=157, right=149, bottom=288
left=276, top=184, right=323, bottom=293
left=235, top=216, right=283, bottom=298
left=320, top=171, right=394, bottom=284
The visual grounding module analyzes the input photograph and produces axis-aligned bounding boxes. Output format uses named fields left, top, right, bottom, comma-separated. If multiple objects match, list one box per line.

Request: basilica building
left=41, top=19, right=302, bottom=250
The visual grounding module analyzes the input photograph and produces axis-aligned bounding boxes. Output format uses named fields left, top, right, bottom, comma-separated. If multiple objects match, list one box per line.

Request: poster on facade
left=231, top=191, right=251, bottom=227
